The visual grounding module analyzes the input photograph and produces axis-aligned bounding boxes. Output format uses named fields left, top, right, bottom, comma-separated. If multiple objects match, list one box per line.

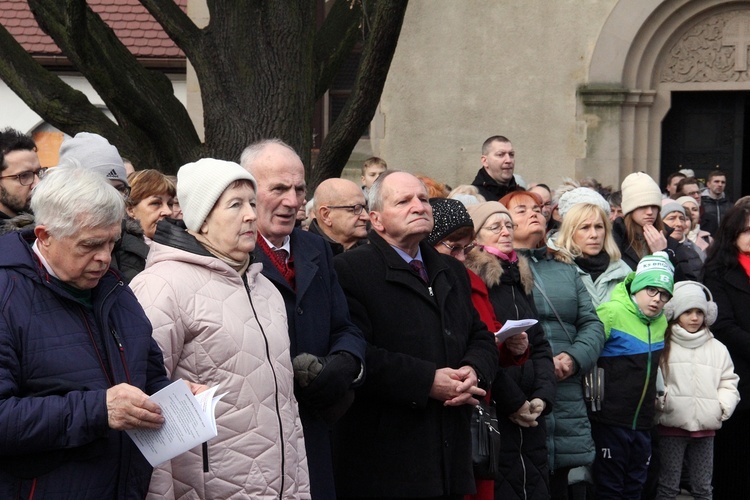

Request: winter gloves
left=292, top=351, right=360, bottom=424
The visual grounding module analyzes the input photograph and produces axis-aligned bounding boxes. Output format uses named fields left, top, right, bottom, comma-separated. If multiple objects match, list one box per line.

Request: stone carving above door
left=662, top=11, right=750, bottom=83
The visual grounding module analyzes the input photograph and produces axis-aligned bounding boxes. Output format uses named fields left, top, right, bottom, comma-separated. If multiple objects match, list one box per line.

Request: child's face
left=677, top=308, right=705, bottom=333
left=361, top=166, right=386, bottom=189
left=633, top=286, right=671, bottom=317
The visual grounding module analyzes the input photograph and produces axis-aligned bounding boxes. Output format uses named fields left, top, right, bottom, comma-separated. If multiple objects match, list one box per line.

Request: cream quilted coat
left=130, top=240, right=310, bottom=499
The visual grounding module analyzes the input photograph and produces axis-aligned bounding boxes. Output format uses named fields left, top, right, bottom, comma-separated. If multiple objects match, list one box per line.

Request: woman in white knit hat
left=612, top=172, right=694, bottom=281
left=130, top=158, right=309, bottom=499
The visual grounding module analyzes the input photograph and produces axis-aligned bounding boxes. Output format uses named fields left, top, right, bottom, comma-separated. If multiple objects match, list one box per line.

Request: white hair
left=368, top=170, right=427, bottom=212
left=31, top=165, right=125, bottom=238
left=239, top=138, right=298, bottom=172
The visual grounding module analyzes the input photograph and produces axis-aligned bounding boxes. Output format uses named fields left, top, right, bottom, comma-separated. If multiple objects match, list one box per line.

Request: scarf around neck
left=739, top=252, right=750, bottom=279
left=575, top=251, right=611, bottom=282
left=669, top=323, right=711, bottom=349
left=191, top=231, right=251, bottom=275
left=481, top=244, right=518, bottom=263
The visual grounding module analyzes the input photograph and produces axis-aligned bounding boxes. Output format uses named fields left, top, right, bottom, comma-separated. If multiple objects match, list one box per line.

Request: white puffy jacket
left=131, top=237, right=310, bottom=499
left=656, top=324, right=740, bottom=432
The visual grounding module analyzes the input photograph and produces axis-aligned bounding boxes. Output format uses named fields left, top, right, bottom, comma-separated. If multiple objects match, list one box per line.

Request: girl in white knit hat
left=612, top=172, right=695, bottom=282
left=655, top=281, right=739, bottom=500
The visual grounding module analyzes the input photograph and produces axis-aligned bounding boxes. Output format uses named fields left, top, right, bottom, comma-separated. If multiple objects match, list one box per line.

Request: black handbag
left=471, top=399, right=501, bottom=479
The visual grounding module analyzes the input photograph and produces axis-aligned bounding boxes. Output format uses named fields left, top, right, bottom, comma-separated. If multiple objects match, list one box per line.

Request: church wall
left=375, top=0, right=619, bottom=190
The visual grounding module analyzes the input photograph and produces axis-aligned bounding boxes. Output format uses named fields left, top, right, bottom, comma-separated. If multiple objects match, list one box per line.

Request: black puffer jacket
left=465, top=247, right=556, bottom=499
left=471, top=167, right=523, bottom=202
left=611, top=217, right=699, bottom=282
left=111, top=218, right=149, bottom=283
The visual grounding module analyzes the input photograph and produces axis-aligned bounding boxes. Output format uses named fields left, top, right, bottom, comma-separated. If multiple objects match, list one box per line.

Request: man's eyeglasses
left=326, top=204, right=366, bottom=215
left=0, top=168, right=46, bottom=186
left=481, top=222, right=517, bottom=234
left=111, top=182, right=131, bottom=197
left=440, top=241, right=476, bottom=256
left=644, top=286, right=672, bottom=303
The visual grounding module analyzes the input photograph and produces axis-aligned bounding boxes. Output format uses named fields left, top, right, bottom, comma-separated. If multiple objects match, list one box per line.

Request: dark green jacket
left=519, top=247, right=605, bottom=471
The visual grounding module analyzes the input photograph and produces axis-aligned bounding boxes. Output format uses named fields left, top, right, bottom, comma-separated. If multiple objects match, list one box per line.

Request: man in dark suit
left=333, top=171, right=498, bottom=499
left=241, top=139, right=366, bottom=500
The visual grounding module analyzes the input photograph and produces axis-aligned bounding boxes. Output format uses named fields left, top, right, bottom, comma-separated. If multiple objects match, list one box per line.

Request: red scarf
left=256, top=236, right=296, bottom=290
left=739, top=252, right=750, bottom=279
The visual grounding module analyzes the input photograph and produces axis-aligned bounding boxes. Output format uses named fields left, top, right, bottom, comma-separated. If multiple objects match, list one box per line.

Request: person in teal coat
left=501, top=191, right=605, bottom=500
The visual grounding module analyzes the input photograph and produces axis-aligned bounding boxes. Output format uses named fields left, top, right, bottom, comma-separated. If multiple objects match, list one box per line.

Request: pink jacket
left=131, top=241, right=309, bottom=499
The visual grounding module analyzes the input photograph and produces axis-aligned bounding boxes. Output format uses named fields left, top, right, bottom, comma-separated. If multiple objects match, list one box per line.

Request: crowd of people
left=0, top=128, right=748, bottom=500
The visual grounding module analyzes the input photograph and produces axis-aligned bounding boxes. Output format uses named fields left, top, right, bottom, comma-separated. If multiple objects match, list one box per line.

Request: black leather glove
left=293, top=351, right=359, bottom=411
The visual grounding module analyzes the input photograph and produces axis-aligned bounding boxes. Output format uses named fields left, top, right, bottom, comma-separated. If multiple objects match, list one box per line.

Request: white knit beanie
left=557, top=187, right=610, bottom=218
left=674, top=195, right=698, bottom=208
left=58, top=132, right=129, bottom=186
left=177, top=158, right=257, bottom=232
left=621, top=172, right=662, bottom=216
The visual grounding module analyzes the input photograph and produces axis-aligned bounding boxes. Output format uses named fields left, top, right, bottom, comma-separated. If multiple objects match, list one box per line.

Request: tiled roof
left=1, top=0, right=186, bottom=59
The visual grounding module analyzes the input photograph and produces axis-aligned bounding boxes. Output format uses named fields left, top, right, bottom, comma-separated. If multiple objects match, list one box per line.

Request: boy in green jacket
left=591, top=251, right=674, bottom=499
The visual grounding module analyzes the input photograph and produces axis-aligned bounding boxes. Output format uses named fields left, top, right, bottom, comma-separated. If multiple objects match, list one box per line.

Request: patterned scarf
left=256, top=235, right=296, bottom=290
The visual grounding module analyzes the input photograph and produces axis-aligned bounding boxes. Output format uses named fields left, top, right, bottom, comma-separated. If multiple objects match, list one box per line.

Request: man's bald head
left=314, top=178, right=363, bottom=212
left=313, top=178, right=368, bottom=249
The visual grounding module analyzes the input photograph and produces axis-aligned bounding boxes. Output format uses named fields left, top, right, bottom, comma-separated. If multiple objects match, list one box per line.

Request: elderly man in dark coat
left=241, top=139, right=366, bottom=500
left=333, top=171, right=498, bottom=499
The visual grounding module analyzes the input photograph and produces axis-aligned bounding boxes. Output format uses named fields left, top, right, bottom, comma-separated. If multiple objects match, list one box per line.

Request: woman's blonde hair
left=555, top=203, right=621, bottom=263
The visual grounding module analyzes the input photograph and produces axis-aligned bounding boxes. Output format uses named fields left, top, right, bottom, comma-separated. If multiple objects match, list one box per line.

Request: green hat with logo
left=630, top=251, right=675, bottom=295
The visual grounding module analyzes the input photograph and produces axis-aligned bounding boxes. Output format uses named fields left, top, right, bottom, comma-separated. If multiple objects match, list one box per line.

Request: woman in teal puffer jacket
left=500, top=191, right=606, bottom=500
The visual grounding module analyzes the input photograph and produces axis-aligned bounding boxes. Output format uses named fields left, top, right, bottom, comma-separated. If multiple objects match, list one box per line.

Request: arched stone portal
left=581, top=0, right=750, bottom=192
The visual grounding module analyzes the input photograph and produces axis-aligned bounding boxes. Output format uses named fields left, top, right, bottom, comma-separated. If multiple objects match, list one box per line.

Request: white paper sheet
left=126, top=380, right=224, bottom=467
left=494, top=318, right=538, bottom=343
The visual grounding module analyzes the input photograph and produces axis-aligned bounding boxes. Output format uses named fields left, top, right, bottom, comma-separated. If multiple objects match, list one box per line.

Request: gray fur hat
left=664, top=281, right=718, bottom=326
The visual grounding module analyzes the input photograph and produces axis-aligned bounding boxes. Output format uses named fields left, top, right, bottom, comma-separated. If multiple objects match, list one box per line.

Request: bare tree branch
left=312, top=0, right=408, bottom=189
left=139, top=0, right=202, bottom=58
left=314, top=0, right=362, bottom=100
left=0, top=22, right=126, bottom=142
left=28, top=0, right=201, bottom=168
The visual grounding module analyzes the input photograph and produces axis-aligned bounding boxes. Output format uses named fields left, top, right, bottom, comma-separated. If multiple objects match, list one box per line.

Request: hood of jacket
left=0, top=213, right=36, bottom=236
left=464, top=245, right=533, bottom=294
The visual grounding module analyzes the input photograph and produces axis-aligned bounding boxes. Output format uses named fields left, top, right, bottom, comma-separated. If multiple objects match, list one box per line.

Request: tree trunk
left=0, top=0, right=407, bottom=182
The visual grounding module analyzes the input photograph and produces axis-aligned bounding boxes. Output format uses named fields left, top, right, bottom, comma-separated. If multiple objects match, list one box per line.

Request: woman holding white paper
left=464, top=201, right=556, bottom=500
left=130, top=159, right=309, bottom=499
